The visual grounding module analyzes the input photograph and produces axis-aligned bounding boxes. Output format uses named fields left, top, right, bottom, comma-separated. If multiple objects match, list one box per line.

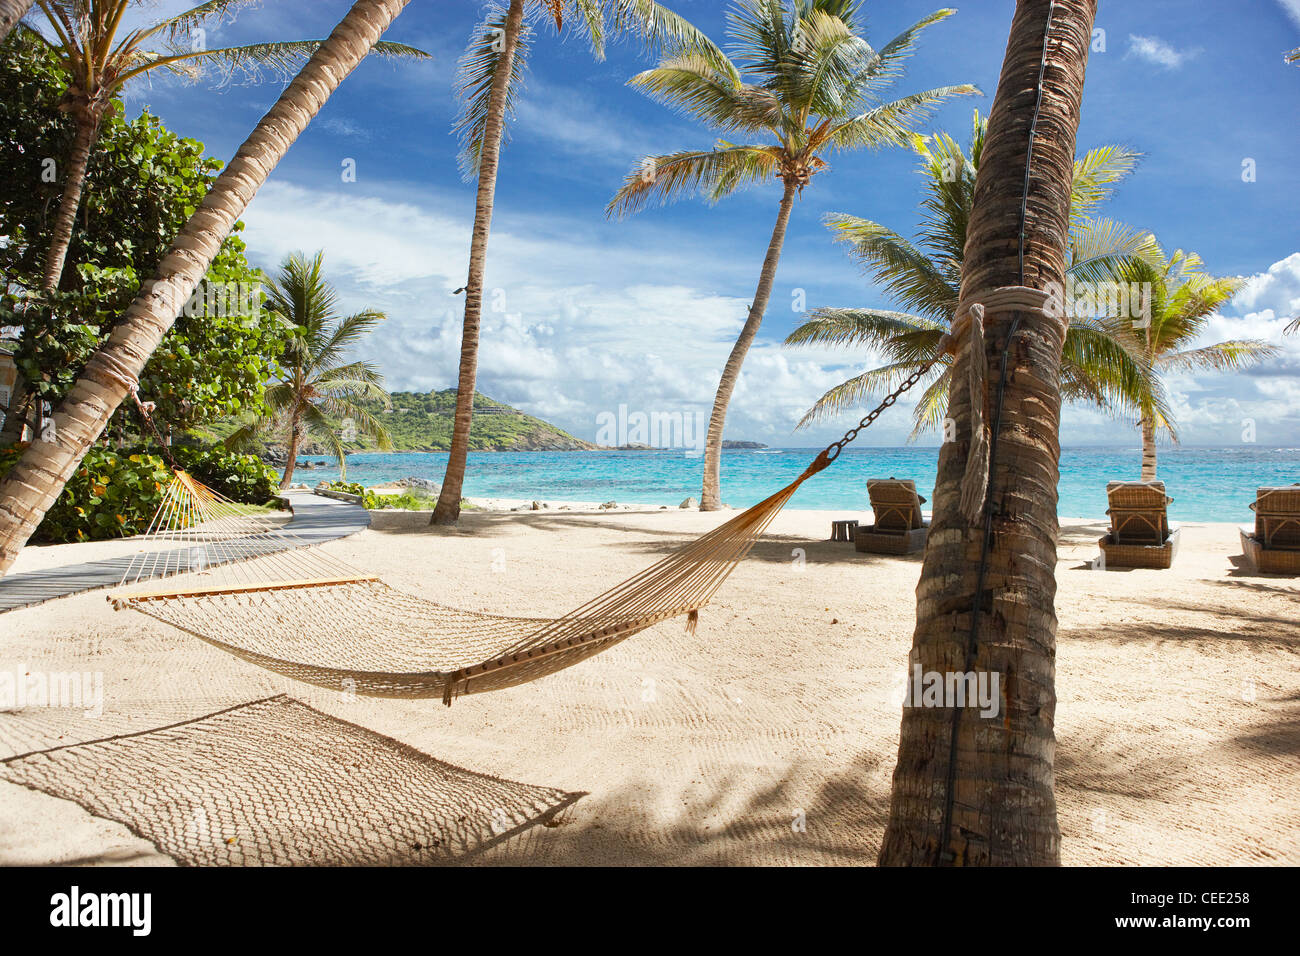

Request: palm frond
left=1070, top=144, right=1140, bottom=224
left=607, top=144, right=779, bottom=217
left=454, top=6, right=531, bottom=180
left=626, top=55, right=775, bottom=132
left=602, top=0, right=736, bottom=77
left=298, top=402, right=349, bottom=473
left=1066, top=219, right=1153, bottom=288
left=1059, top=317, right=1162, bottom=420
left=125, top=38, right=428, bottom=85
left=825, top=213, right=956, bottom=320
left=148, top=0, right=262, bottom=45
left=785, top=307, right=941, bottom=350
left=317, top=398, right=394, bottom=451
left=906, top=364, right=952, bottom=440
left=857, top=8, right=957, bottom=87
left=794, top=358, right=935, bottom=429
left=1158, top=340, right=1281, bottom=373
left=819, top=84, right=978, bottom=153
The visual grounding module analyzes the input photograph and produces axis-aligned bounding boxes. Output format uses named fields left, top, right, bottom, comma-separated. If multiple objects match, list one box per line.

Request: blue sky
left=96, top=0, right=1300, bottom=448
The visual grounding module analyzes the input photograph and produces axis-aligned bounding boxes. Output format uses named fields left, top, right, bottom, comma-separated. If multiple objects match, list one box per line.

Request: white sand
left=1, top=505, right=1296, bottom=865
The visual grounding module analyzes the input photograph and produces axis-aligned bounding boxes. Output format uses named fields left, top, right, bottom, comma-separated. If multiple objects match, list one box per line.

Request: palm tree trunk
left=878, top=0, right=1097, bottom=866
left=0, top=0, right=413, bottom=577
left=281, top=416, right=301, bottom=488
left=1140, top=415, right=1157, bottom=480
left=431, top=0, right=525, bottom=527
left=42, top=109, right=102, bottom=294
left=0, top=0, right=35, bottom=42
left=699, top=179, right=797, bottom=511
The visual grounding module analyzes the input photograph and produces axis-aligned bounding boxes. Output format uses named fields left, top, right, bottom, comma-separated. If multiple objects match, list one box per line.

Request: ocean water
left=293, top=445, right=1300, bottom=523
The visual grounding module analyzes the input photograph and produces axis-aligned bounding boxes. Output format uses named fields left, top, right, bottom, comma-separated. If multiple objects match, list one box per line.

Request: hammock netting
left=0, top=695, right=578, bottom=865
left=110, top=462, right=827, bottom=704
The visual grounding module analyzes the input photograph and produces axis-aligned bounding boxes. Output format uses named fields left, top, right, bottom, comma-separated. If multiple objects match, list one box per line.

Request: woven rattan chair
left=1239, top=485, right=1300, bottom=575
left=854, top=478, right=928, bottom=554
left=1098, top=480, right=1180, bottom=569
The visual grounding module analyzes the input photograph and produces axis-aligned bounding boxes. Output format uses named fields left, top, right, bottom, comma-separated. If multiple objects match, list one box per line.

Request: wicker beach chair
left=1098, top=480, right=1180, bottom=569
left=854, top=478, right=928, bottom=554
left=1239, top=485, right=1300, bottom=575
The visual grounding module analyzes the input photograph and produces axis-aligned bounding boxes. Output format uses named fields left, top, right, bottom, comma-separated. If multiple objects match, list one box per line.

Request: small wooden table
left=830, top=519, right=859, bottom=542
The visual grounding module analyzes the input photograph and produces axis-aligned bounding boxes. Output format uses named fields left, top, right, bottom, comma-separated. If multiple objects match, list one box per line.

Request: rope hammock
left=110, top=456, right=831, bottom=705
left=102, top=290, right=1049, bottom=708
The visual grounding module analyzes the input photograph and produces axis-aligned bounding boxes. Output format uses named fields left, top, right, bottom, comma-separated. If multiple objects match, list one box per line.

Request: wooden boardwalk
left=0, top=492, right=370, bottom=615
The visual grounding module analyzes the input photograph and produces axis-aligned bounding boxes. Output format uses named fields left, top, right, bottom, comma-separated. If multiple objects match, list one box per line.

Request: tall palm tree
left=0, top=0, right=415, bottom=576
left=431, top=0, right=721, bottom=526
left=1, top=0, right=425, bottom=441
left=226, top=252, right=392, bottom=487
left=0, top=0, right=34, bottom=40
left=787, top=112, right=1161, bottom=437
left=1122, top=243, right=1278, bottom=480
left=878, top=0, right=1099, bottom=867
left=608, top=0, right=977, bottom=511
left=23, top=0, right=427, bottom=295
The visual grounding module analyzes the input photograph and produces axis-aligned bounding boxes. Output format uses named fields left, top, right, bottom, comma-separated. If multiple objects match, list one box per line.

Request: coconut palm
left=787, top=111, right=1162, bottom=437
left=0, top=0, right=34, bottom=41
left=878, top=0, right=1099, bottom=867
left=1122, top=243, right=1279, bottom=480
left=608, top=0, right=977, bottom=510
left=225, top=252, right=393, bottom=487
left=0, top=0, right=415, bottom=576
left=431, top=0, right=722, bottom=526
left=22, top=0, right=428, bottom=295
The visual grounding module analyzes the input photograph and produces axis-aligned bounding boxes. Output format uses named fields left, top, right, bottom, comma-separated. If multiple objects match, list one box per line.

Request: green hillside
left=361, top=390, right=593, bottom=452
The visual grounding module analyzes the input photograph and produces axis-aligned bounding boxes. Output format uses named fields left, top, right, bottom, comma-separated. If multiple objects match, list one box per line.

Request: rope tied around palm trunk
left=940, top=285, right=1056, bottom=523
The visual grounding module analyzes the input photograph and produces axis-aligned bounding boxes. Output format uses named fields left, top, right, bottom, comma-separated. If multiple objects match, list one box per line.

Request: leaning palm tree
left=0, top=0, right=34, bottom=40
left=0, top=0, right=415, bottom=576
left=787, top=111, right=1161, bottom=437
left=608, top=0, right=976, bottom=510
left=431, top=0, right=722, bottom=526
left=225, top=252, right=393, bottom=487
left=1122, top=243, right=1279, bottom=480
left=878, top=0, right=1100, bottom=867
left=22, top=0, right=428, bottom=295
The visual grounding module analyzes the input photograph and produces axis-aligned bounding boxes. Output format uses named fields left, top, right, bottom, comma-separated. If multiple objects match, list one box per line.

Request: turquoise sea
left=295, top=445, right=1300, bottom=523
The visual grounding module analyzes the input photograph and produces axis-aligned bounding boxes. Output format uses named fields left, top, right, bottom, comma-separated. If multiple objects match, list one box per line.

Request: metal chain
left=815, top=360, right=937, bottom=466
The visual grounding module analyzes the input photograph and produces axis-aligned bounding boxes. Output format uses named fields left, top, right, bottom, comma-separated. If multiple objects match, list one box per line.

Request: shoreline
left=291, top=444, right=1299, bottom=524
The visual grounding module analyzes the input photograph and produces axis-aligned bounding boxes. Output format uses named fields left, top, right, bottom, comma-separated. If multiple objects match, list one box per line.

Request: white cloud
left=237, top=180, right=1300, bottom=447
left=321, top=117, right=370, bottom=140
left=1126, top=35, right=1202, bottom=69
left=1230, top=251, right=1300, bottom=322
left=1279, top=0, right=1300, bottom=30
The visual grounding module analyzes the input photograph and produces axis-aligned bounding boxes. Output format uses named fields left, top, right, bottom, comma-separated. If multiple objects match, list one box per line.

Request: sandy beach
left=0, top=503, right=1296, bottom=866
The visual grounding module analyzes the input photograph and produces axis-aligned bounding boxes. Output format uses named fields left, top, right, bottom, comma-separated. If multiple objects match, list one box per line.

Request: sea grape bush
left=173, top=447, right=279, bottom=503
left=0, top=444, right=172, bottom=543
left=0, top=444, right=280, bottom=544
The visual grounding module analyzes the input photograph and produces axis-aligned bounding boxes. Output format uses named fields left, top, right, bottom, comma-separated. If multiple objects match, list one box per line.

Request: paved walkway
left=0, top=492, right=369, bottom=614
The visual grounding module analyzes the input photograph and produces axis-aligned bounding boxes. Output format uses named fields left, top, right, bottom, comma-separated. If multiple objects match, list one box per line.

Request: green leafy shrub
left=174, top=447, right=279, bottom=503
left=321, top=480, right=365, bottom=496
left=362, top=490, right=426, bottom=510
left=0, top=444, right=173, bottom=543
